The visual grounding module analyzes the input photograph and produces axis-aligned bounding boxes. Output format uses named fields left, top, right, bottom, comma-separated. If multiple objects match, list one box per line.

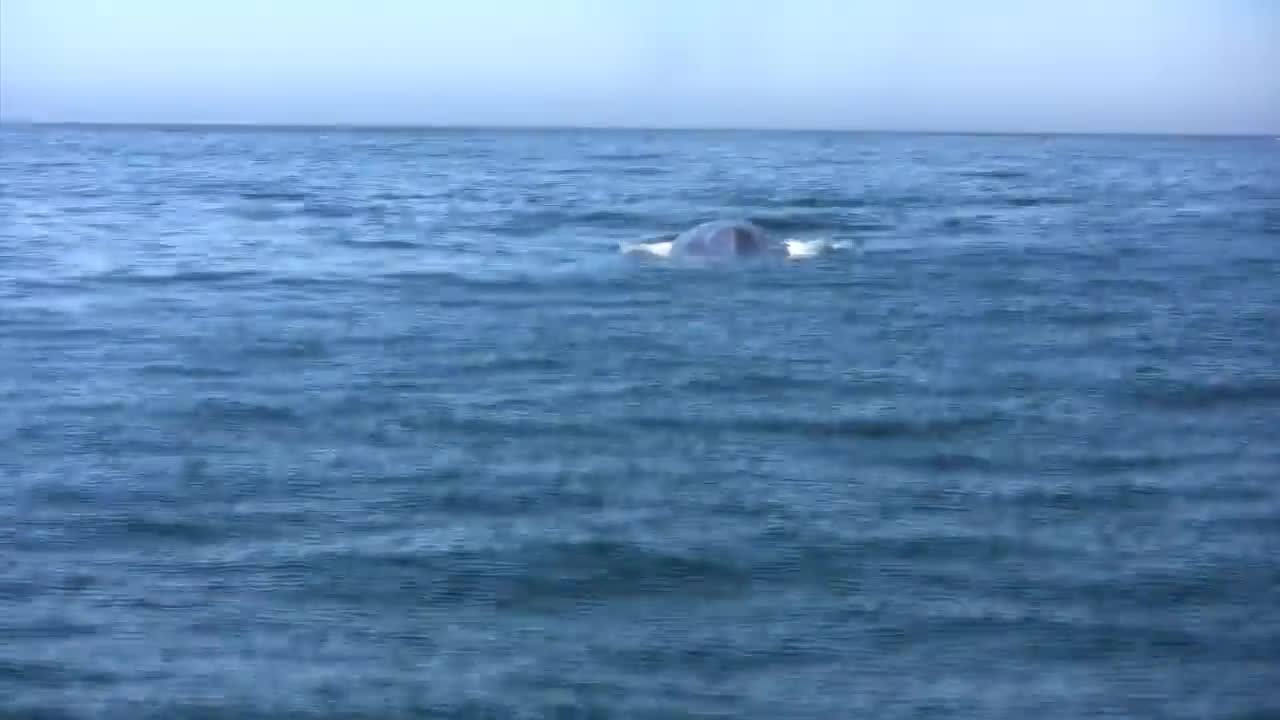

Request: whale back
left=671, top=220, right=772, bottom=258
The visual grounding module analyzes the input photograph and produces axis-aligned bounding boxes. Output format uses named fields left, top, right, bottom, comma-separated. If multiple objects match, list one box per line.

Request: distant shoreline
left=1, top=119, right=1274, bottom=139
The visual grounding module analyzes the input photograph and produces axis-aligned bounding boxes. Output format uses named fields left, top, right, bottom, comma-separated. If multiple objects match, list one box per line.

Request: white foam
left=618, top=240, right=674, bottom=258
left=783, top=238, right=857, bottom=258
left=619, top=236, right=857, bottom=260
left=782, top=238, right=826, bottom=258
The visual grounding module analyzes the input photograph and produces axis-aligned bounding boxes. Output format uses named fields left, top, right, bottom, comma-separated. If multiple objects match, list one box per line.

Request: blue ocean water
left=2, top=124, right=1278, bottom=719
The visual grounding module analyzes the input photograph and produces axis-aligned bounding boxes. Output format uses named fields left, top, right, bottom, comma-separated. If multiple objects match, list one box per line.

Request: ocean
left=2, top=124, right=1277, bottom=719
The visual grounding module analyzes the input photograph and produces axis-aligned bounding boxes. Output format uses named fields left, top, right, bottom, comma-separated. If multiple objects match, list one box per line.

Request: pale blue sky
left=2, top=0, right=1277, bottom=133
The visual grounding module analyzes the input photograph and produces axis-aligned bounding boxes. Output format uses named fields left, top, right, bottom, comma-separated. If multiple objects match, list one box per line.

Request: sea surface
left=2, top=125, right=1278, bottom=719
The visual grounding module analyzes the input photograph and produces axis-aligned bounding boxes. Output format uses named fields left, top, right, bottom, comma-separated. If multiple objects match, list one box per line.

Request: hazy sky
left=2, top=0, right=1277, bottom=133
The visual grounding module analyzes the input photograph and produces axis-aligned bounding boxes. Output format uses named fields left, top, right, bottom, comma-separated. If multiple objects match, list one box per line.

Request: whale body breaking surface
left=672, top=220, right=777, bottom=258
left=619, top=219, right=847, bottom=260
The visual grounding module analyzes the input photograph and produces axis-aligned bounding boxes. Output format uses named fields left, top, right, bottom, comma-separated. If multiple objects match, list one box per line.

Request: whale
left=619, top=219, right=846, bottom=260
left=671, top=219, right=779, bottom=258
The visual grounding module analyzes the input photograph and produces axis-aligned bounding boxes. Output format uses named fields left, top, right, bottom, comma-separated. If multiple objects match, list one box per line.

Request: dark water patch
left=783, top=193, right=869, bottom=210
left=999, top=195, right=1075, bottom=208
left=332, top=237, right=422, bottom=250
left=465, top=354, right=565, bottom=373
left=264, top=274, right=368, bottom=290
left=629, top=411, right=1003, bottom=440
left=938, top=214, right=998, bottom=234
left=379, top=268, right=541, bottom=292
left=620, top=165, right=666, bottom=176
left=94, top=701, right=391, bottom=720
left=956, top=168, right=1032, bottom=179
left=19, top=419, right=198, bottom=458
left=386, top=410, right=617, bottom=443
left=301, top=200, right=362, bottom=219
left=602, top=633, right=839, bottom=678
left=178, top=177, right=308, bottom=202
left=0, top=706, right=83, bottom=720
left=861, top=190, right=941, bottom=209
left=240, top=190, right=308, bottom=202
left=749, top=528, right=1075, bottom=594
left=11, top=277, right=101, bottom=293
left=0, top=659, right=120, bottom=688
left=379, top=267, right=673, bottom=296
left=574, top=209, right=664, bottom=229
left=504, top=539, right=752, bottom=608
left=1227, top=709, right=1280, bottom=720
left=1, top=617, right=100, bottom=641
left=1046, top=448, right=1236, bottom=475
left=442, top=144, right=494, bottom=160
left=423, top=292, right=675, bottom=311
left=187, top=398, right=301, bottom=425
left=18, top=160, right=85, bottom=171
left=1082, top=273, right=1173, bottom=298
left=426, top=485, right=606, bottom=516
left=370, top=191, right=443, bottom=201
left=839, top=221, right=895, bottom=233
left=137, top=363, right=241, bottom=379
left=1055, top=563, right=1280, bottom=623
left=1197, top=511, right=1280, bottom=536
left=1127, top=375, right=1280, bottom=409
left=88, top=269, right=261, bottom=287
left=0, top=576, right=40, bottom=603
left=675, top=372, right=834, bottom=395
left=229, top=204, right=290, bottom=221
left=0, top=323, right=114, bottom=342
left=720, top=189, right=869, bottom=210
left=1041, top=305, right=1132, bottom=327
left=487, top=207, right=667, bottom=235
left=915, top=612, right=1215, bottom=664
left=1052, top=479, right=1173, bottom=513
left=585, top=151, right=665, bottom=161
left=898, top=450, right=999, bottom=472
left=747, top=211, right=850, bottom=234
left=868, top=530, right=1074, bottom=566
left=122, top=513, right=227, bottom=545
left=1171, top=476, right=1273, bottom=504
left=487, top=209, right=565, bottom=236
left=237, top=337, right=330, bottom=360
left=18, top=482, right=100, bottom=509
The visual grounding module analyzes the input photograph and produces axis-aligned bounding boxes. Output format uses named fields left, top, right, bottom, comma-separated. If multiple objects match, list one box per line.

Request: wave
left=955, top=169, right=1031, bottom=180
left=620, top=166, right=667, bottom=176
left=301, top=200, right=362, bottom=219
left=627, top=411, right=1003, bottom=440
left=137, top=363, right=240, bottom=378
left=370, top=191, right=444, bottom=201
left=87, top=269, right=260, bottom=286
left=239, top=190, right=308, bottom=202
left=187, top=398, right=301, bottom=425
left=1000, top=195, right=1074, bottom=208
left=471, top=208, right=675, bottom=237
left=332, top=238, right=422, bottom=250
left=782, top=193, right=870, bottom=209
left=939, top=215, right=998, bottom=233
left=584, top=151, right=665, bottom=161
left=712, top=189, right=869, bottom=210
left=121, top=513, right=226, bottom=544
left=230, top=205, right=290, bottom=221
left=747, top=211, right=857, bottom=234
left=1128, top=375, right=1280, bottom=409
left=292, top=538, right=749, bottom=608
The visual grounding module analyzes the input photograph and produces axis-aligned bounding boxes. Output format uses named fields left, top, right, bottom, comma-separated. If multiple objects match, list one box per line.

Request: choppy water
left=2, top=125, right=1278, bottom=719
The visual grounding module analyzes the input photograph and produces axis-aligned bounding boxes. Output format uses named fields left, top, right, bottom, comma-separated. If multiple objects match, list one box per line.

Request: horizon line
left=1, top=118, right=1275, bottom=139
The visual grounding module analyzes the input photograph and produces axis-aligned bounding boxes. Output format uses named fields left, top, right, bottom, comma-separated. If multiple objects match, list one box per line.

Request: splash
left=618, top=240, right=675, bottom=258
left=620, top=237, right=852, bottom=259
